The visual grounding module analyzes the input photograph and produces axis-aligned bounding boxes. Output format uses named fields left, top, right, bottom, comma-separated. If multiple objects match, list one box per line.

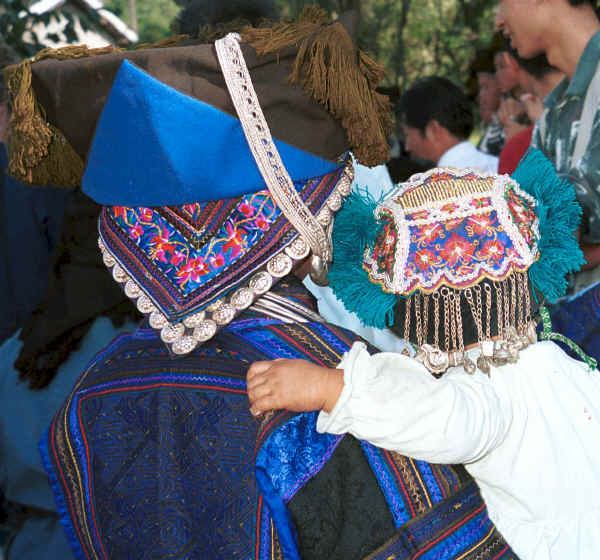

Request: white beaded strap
left=215, top=33, right=332, bottom=261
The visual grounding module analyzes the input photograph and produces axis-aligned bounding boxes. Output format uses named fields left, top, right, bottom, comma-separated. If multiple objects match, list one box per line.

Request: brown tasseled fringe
left=5, top=45, right=121, bottom=187
left=243, top=7, right=392, bottom=167
left=135, top=33, right=190, bottom=50
left=16, top=301, right=140, bottom=390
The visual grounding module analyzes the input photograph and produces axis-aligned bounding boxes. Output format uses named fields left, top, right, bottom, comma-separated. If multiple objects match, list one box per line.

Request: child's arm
left=247, top=342, right=512, bottom=465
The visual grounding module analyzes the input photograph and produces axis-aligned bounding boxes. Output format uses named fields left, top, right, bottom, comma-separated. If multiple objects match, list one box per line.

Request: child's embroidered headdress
left=329, top=153, right=585, bottom=375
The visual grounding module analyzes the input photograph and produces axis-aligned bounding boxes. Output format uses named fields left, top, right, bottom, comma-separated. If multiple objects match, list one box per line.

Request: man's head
left=398, top=76, right=474, bottom=163
left=477, top=72, right=501, bottom=123
left=494, top=50, right=520, bottom=93
left=495, top=0, right=596, bottom=60
left=468, top=35, right=503, bottom=123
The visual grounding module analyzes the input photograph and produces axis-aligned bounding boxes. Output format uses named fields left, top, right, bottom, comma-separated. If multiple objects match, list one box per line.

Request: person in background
left=498, top=51, right=564, bottom=174
left=494, top=48, right=532, bottom=140
left=470, top=36, right=506, bottom=156
left=477, top=72, right=504, bottom=153
left=0, top=45, right=69, bottom=345
left=497, top=0, right=600, bottom=364
left=497, top=0, right=600, bottom=273
left=398, top=76, right=498, bottom=172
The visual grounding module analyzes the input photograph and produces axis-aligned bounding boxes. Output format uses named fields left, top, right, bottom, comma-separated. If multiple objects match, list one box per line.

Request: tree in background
left=103, top=0, right=179, bottom=43
left=2, top=0, right=500, bottom=95
left=273, top=0, right=496, bottom=93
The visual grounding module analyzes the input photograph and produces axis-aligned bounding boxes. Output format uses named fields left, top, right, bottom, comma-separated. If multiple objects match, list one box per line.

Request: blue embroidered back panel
left=41, top=279, right=517, bottom=559
left=549, top=283, right=600, bottom=363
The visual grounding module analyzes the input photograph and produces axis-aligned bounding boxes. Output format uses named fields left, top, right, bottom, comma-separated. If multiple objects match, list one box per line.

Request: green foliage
left=104, top=0, right=180, bottom=43
left=274, top=0, right=497, bottom=94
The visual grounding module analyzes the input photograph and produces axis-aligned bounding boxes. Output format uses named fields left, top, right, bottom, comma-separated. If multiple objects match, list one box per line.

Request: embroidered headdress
left=6, top=8, right=391, bottom=355
left=330, top=152, right=586, bottom=375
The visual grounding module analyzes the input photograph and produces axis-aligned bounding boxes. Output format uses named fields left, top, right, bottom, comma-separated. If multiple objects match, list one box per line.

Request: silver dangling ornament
left=416, top=344, right=450, bottom=375
left=308, top=255, right=330, bottom=286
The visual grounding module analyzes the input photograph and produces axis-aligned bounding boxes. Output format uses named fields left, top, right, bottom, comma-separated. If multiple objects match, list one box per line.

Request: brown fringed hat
left=6, top=8, right=392, bottom=357
left=5, top=6, right=391, bottom=188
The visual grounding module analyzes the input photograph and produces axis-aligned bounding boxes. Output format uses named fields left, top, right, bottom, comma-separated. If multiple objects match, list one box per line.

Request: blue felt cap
left=82, top=60, right=339, bottom=207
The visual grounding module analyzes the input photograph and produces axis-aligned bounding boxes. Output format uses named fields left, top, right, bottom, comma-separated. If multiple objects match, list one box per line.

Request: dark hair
left=514, top=52, right=558, bottom=80
left=398, top=76, right=474, bottom=139
left=501, top=37, right=558, bottom=80
left=173, top=0, right=278, bottom=36
left=0, top=44, right=19, bottom=105
left=466, top=34, right=505, bottom=100
left=469, top=33, right=505, bottom=76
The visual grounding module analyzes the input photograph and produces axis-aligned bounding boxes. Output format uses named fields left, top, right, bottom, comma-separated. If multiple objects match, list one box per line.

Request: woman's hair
left=172, top=0, right=278, bottom=37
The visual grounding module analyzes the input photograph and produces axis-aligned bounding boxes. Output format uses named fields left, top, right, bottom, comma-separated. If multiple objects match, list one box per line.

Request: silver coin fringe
left=412, top=271, right=538, bottom=377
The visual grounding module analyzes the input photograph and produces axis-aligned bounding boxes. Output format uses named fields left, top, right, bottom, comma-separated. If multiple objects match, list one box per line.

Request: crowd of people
left=1, top=0, right=599, bottom=559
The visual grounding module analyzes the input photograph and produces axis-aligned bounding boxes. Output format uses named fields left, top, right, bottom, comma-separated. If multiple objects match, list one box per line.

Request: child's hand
left=246, top=359, right=343, bottom=417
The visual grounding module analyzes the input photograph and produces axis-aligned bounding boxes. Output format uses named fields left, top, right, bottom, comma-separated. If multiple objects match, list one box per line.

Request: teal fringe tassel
left=511, top=148, right=585, bottom=303
left=328, top=190, right=398, bottom=329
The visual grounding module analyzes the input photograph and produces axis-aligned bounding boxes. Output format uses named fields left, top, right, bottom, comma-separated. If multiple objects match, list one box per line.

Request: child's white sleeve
left=317, top=341, right=512, bottom=464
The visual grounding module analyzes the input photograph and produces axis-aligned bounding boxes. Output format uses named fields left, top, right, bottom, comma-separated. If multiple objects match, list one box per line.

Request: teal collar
left=544, top=30, right=600, bottom=108
left=565, top=29, right=600, bottom=98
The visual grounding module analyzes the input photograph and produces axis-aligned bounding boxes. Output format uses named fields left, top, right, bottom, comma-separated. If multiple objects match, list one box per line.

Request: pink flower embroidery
left=480, top=240, right=505, bottom=263
left=471, top=197, right=491, bottom=209
left=176, top=257, right=210, bottom=285
left=223, top=222, right=247, bottom=259
left=139, top=207, right=154, bottom=222
left=209, top=254, right=226, bottom=269
left=414, top=249, right=438, bottom=271
left=170, top=250, right=185, bottom=266
left=416, top=223, right=442, bottom=244
left=468, top=214, right=494, bottom=236
left=151, top=228, right=175, bottom=263
left=238, top=201, right=255, bottom=218
left=129, top=223, right=144, bottom=239
left=254, top=214, right=270, bottom=232
left=441, top=202, right=459, bottom=214
left=441, top=233, right=474, bottom=267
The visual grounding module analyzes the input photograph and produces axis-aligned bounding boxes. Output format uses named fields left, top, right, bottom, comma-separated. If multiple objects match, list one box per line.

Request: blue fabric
left=255, top=413, right=342, bottom=503
left=83, top=61, right=339, bottom=207
left=38, top=280, right=364, bottom=559
left=254, top=468, right=300, bottom=560
left=0, top=317, right=137, bottom=560
left=549, top=282, right=600, bottom=363
left=358, top=441, right=412, bottom=528
left=0, top=143, right=68, bottom=343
